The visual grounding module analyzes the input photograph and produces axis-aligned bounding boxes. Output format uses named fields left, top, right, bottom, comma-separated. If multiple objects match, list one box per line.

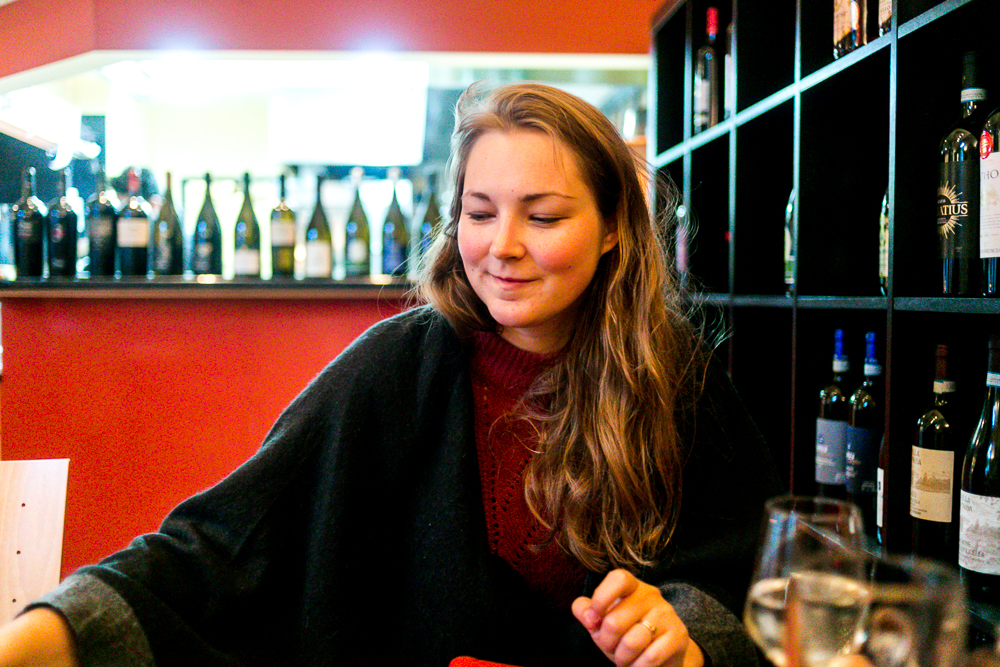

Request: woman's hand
left=572, top=569, right=704, bottom=667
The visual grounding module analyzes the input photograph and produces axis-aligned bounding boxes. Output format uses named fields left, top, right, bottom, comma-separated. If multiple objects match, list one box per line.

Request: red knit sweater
left=469, top=331, right=586, bottom=608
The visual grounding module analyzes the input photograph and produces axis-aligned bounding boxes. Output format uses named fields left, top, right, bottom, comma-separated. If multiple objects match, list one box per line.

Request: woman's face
left=458, top=129, right=618, bottom=354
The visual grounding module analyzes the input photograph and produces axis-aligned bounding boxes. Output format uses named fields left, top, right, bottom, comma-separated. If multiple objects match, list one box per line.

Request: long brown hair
left=417, top=82, right=707, bottom=572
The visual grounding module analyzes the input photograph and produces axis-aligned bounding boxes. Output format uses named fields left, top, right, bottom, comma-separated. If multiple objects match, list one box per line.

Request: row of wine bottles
left=9, top=165, right=444, bottom=281
left=833, top=0, right=891, bottom=59
left=815, top=330, right=1000, bottom=603
left=689, top=0, right=894, bottom=137
left=938, top=51, right=1000, bottom=297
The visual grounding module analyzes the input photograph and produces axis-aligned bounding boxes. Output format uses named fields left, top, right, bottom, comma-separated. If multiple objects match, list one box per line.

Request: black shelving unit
left=650, top=0, right=1000, bottom=641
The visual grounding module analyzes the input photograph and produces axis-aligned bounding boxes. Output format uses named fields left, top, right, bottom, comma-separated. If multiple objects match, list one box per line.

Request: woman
left=0, top=83, right=781, bottom=667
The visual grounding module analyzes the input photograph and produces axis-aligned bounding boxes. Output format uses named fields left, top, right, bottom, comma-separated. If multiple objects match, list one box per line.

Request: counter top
left=0, top=276, right=413, bottom=299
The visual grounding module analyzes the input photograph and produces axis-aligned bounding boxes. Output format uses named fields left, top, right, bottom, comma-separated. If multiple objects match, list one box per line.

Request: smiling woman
left=458, top=129, right=619, bottom=354
left=0, top=83, right=781, bottom=667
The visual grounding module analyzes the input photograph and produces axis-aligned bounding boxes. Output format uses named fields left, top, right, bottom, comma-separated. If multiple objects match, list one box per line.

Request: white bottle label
left=910, top=446, right=954, bottom=523
left=233, top=249, right=260, bottom=276
left=304, top=241, right=332, bottom=277
left=347, top=238, right=369, bottom=265
left=960, top=491, right=1000, bottom=575
left=877, top=467, right=885, bottom=528
left=988, top=372, right=1000, bottom=388
left=833, top=0, right=851, bottom=42
left=815, top=418, right=848, bottom=485
left=982, top=151, right=1000, bottom=259
left=117, top=219, right=149, bottom=248
left=271, top=220, right=296, bottom=247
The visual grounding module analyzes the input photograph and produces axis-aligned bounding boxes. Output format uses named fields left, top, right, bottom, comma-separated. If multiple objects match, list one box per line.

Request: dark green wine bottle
left=381, top=167, right=410, bottom=277
left=12, top=167, right=47, bottom=278
left=304, top=174, right=332, bottom=279
left=344, top=167, right=370, bottom=278
left=152, top=172, right=184, bottom=275
left=233, top=172, right=261, bottom=277
left=412, top=172, right=442, bottom=265
left=191, top=173, right=223, bottom=275
left=270, top=174, right=296, bottom=278
left=86, top=168, right=118, bottom=277
left=47, top=168, right=78, bottom=277
left=116, top=168, right=150, bottom=277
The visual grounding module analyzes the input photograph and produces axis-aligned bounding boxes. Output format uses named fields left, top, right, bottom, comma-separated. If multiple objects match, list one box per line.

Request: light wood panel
left=0, top=459, right=69, bottom=625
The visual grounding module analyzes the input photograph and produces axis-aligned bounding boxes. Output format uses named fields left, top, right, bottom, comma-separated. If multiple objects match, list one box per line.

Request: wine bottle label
left=938, top=162, right=979, bottom=260
left=879, top=205, right=889, bottom=282
left=833, top=359, right=849, bottom=373
left=933, top=380, right=957, bottom=393
left=154, top=239, right=175, bottom=273
left=864, top=363, right=882, bottom=376
left=815, top=418, right=848, bottom=484
left=878, top=0, right=891, bottom=25
left=383, top=240, right=407, bottom=275
left=347, top=238, right=369, bottom=265
left=845, top=426, right=879, bottom=494
left=784, top=224, right=795, bottom=286
left=910, top=446, right=954, bottom=523
left=960, top=491, right=1000, bottom=574
left=117, top=219, right=149, bottom=248
left=233, top=249, right=261, bottom=276
left=693, top=78, right=710, bottom=125
left=877, top=467, right=885, bottom=528
left=961, top=88, right=988, bottom=103
left=271, top=220, right=296, bottom=247
left=192, top=242, right=216, bottom=274
left=304, top=241, right=332, bottom=278
left=16, top=218, right=42, bottom=242
left=987, top=372, right=1000, bottom=388
left=981, top=150, right=1000, bottom=258
left=833, top=0, right=851, bottom=43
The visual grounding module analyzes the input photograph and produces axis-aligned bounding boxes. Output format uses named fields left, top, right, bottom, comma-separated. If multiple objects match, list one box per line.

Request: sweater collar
left=470, top=331, right=561, bottom=396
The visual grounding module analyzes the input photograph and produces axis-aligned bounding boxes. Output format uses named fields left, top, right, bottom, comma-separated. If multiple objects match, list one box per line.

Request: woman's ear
left=601, top=219, right=619, bottom=255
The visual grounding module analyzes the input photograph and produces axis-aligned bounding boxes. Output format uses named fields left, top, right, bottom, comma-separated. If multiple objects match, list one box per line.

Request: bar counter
left=1, top=278, right=407, bottom=578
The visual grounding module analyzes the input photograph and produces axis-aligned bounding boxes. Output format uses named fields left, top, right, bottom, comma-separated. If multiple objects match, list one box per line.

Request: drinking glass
left=854, top=555, right=966, bottom=667
left=744, top=495, right=869, bottom=667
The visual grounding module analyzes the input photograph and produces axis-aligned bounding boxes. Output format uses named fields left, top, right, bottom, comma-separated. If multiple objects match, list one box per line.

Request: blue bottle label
left=845, top=426, right=880, bottom=494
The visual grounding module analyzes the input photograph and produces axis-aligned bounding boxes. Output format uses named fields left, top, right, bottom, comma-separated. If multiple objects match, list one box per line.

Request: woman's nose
left=489, top=215, right=525, bottom=259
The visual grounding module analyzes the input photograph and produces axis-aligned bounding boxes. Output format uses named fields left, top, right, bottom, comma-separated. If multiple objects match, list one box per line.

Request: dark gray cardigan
left=33, top=306, right=783, bottom=667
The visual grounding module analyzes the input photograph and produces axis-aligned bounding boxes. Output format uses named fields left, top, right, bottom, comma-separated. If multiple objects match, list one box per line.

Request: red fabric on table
left=449, top=658, right=521, bottom=667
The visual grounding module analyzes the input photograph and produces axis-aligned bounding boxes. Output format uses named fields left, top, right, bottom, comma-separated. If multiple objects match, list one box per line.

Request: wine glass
left=744, top=495, right=869, bottom=667
left=853, top=555, right=966, bottom=667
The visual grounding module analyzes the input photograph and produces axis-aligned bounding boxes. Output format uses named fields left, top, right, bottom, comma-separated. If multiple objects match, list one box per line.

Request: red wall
left=1, top=296, right=402, bottom=576
left=0, top=0, right=655, bottom=79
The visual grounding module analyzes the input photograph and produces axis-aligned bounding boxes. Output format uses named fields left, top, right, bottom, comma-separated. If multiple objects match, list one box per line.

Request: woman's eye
left=465, top=211, right=493, bottom=221
left=531, top=216, right=563, bottom=224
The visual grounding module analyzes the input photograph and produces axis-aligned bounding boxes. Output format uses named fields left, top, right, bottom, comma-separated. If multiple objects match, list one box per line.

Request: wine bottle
left=191, top=173, right=222, bottom=275
left=344, top=167, right=371, bottom=278
left=912, top=344, right=961, bottom=564
left=381, top=167, right=410, bottom=277
left=981, top=103, right=1000, bottom=296
left=412, top=173, right=443, bottom=266
left=816, top=328, right=851, bottom=498
left=12, top=167, right=47, bottom=278
left=723, top=21, right=734, bottom=120
left=960, top=334, right=1000, bottom=603
left=233, top=172, right=261, bottom=278
left=939, top=51, right=988, bottom=296
left=876, top=0, right=891, bottom=36
left=879, top=188, right=889, bottom=295
left=116, top=168, right=151, bottom=277
left=270, top=174, right=297, bottom=278
left=152, top=172, right=184, bottom=276
left=304, top=174, right=332, bottom=279
left=86, top=168, right=118, bottom=277
left=833, top=0, right=865, bottom=59
left=693, top=7, right=720, bottom=134
left=846, top=331, right=883, bottom=536
left=47, top=168, right=78, bottom=278
left=784, top=189, right=796, bottom=296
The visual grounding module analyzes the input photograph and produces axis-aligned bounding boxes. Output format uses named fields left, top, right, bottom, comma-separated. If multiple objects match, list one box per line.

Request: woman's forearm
left=0, top=607, right=79, bottom=667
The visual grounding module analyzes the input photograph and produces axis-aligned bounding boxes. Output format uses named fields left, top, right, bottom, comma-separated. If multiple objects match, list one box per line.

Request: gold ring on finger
left=640, top=619, right=657, bottom=636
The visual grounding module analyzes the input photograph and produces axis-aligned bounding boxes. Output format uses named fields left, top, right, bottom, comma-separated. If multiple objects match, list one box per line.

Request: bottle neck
left=961, top=88, right=986, bottom=117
